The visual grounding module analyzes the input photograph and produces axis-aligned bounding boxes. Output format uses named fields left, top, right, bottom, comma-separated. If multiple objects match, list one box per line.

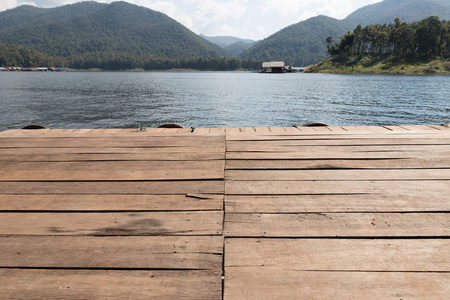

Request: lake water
left=0, top=71, right=449, bottom=131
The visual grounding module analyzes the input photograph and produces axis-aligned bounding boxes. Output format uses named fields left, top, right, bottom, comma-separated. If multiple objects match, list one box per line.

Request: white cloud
left=0, top=0, right=35, bottom=11
left=194, top=0, right=247, bottom=26
left=262, top=0, right=381, bottom=21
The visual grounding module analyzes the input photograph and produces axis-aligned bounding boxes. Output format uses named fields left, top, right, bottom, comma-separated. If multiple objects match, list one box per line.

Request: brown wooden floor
left=0, top=125, right=449, bottom=299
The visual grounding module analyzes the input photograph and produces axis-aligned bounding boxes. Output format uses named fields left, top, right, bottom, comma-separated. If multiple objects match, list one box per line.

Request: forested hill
left=306, top=16, right=450, bottom=74
left=240, top=0, right=450, bottom=66
left=0, top=43, right=65, bottom=68
left=0, top=1, right=226, bottom=59
left=345, top=0, right=450, bottom=27
left=240, top=16, right=349, bottom=66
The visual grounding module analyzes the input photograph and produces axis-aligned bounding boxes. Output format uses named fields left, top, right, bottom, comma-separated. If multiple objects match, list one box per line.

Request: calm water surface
left=0, top=71, right=449, bottom=131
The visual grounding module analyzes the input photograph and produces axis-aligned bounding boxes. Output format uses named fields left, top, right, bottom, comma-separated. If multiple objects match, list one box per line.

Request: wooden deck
left=0, top=125, right=449, bottom=299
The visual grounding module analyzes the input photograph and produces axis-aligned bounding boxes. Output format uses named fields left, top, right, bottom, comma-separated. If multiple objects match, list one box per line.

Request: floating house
left=260, top=61, right=286, bottom=73
left=0, top=67, right=7, bottom=71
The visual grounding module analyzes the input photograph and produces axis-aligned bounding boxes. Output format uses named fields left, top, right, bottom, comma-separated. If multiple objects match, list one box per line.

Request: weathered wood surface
left=1, top=126, right=449, bottom=299
left=0, top=160, right=225, bottom=181
left=223, top=126, right=450, bottom=299
left=0, top=269, right=221, bottom=300
left=224, top=269, right=450, bottom=300
left=0, top=236, right=223, bottom=270
left=226, top=180, right=449, bottom=195
left=0, top=180, right=224, bottom=194
left=0, top=194, right=223, bottom=211
left=0, top=212, right=223, bottom=236
left=227, top=169, right=450, bottom=181
left=224, top=212, right=450, bottom=237
left=226, top=157, right=450, bottom=169
left=225, top=239, right=450, bottom=271
left=225, top=194, right=449, bottom=213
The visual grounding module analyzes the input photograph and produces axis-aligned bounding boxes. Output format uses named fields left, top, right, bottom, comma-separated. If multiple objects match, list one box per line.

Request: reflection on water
left=0, top=71, right=449, bottom=130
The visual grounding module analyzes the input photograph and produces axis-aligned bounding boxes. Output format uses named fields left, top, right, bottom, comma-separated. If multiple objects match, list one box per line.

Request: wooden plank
left=192, top=128, right=210, bottom=134
left=0, top=136, right=225, bottom=148
left=0, top=160, right=224, bottom=171
left=226, top=180, right=450, bottom=195
left=268, top=127, right=286, bottom=133
left=225, top=239, right=450, bottom=271
left=0, top=161, right=225, bottom=181
left=0, top=194, right=223, bottom=211
left=225, top=132, right=450, bottom=141
left=226, top=158, right=450, bottom=169
left=209, top=128, right=225, bottom=133
left=0, top=269, right=221, bottom=299
left=0, top=236, right=222, bottom=270
left=0, top=146, right=225, bottom=155
left=224, top=212, right=450, bottom=237
left=224, top=268, right=450, bottom=300
left=0, top=180, right=224, bottom=195
left=226, top=146, right=450, bottom=159
left=225, top=128, right=240, bottom=133
left=226, top=138, right=450, bottom=150
left=226, top=169, right=450, bottom=181
left=254, top=127, right=271, bottom=133
left=225, top=194, right=450, bottom=213
left=283, top=127, right=301, bottom=133
left=341, top=126, right=391, bottom=132
left=240, top=127, right=256, bottom=133
left=0, top=211, right=223, bottom=236
left=0, top=152, right=225, bottom=162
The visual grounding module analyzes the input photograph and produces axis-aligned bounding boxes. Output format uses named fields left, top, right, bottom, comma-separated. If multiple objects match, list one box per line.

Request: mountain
left=345, top=0, right=450, bottom=27
left=200, top=34, right=256, bottom=47
left=0, top=2, right=106, bottom=30
left=240, top=16, right=349, bottom=66
left=0, top=1, right=226, bottom=59
left=224, top=41, right=256, bottom=57
left=241, top=0, right=450, bottom=66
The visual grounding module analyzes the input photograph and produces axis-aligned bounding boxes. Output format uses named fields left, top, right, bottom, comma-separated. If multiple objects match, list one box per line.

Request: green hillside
left=0, top=1, right=226, bottom=59
left=240, top=16, right=349, bottom=66
left=345, top=0, right=450, bottom=27
left=306, top=16, right=450, bottom=75
left=241, top=0, right=450, bottom=66
left=0, top=43, right=65, bottom=67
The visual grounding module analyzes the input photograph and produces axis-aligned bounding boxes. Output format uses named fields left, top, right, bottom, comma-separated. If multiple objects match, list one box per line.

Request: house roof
left=262, top=61, right=285, bottom=68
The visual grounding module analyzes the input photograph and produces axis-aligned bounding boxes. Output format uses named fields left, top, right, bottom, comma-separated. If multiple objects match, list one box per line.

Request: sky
left=0, top=0, right=383, bottom=40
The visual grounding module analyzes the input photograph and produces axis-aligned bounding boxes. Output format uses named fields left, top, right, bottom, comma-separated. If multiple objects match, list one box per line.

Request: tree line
left=0, top=44, right=261, bottom=71
left=327, top=16, right=450, bottom=59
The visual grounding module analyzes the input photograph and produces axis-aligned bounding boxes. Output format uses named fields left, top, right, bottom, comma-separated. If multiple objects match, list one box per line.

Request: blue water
left=0, top=71, right=449, bottom=131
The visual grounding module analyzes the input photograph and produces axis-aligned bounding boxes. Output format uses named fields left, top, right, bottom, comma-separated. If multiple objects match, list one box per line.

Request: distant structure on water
left=259, top=61, right=298, bottom=73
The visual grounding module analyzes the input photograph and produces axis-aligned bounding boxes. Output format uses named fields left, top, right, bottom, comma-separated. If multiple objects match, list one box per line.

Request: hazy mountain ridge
left=200, top=34, right=255, bottom=47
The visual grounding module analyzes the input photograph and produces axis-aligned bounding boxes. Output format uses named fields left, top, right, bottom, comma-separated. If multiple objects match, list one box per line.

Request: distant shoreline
left=304, top=57, right=450, bottom=75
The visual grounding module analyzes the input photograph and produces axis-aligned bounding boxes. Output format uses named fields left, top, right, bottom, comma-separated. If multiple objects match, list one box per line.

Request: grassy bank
left=305, top=56, right=450, bottom=75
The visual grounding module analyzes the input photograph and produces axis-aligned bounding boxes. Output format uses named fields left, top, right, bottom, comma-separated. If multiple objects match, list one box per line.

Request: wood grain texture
left=0, top=180, right=224, bottom=195
left=0, top=211, right=223, bottom=236
left=225, top=194, right=450, bottom=213
left=225, top=238, right=450, bottom=271
left=226, top=158, right=450, bottom=169
left=0, top=194, right=223, bottom=211
left=225, top=213, right=450, bottom=237
left=0, top=236, right=222, bottom=270
left=224, top=268, right=450, bottom=300
left=0, top=160, right=225, bottom=181
left=0, top=152, right=225, bottom=161
left=226, top=169, right=450, bottom=181
left=0, top=269, right=221, bottom=299
left=225, top=180, right=450, bottom=195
